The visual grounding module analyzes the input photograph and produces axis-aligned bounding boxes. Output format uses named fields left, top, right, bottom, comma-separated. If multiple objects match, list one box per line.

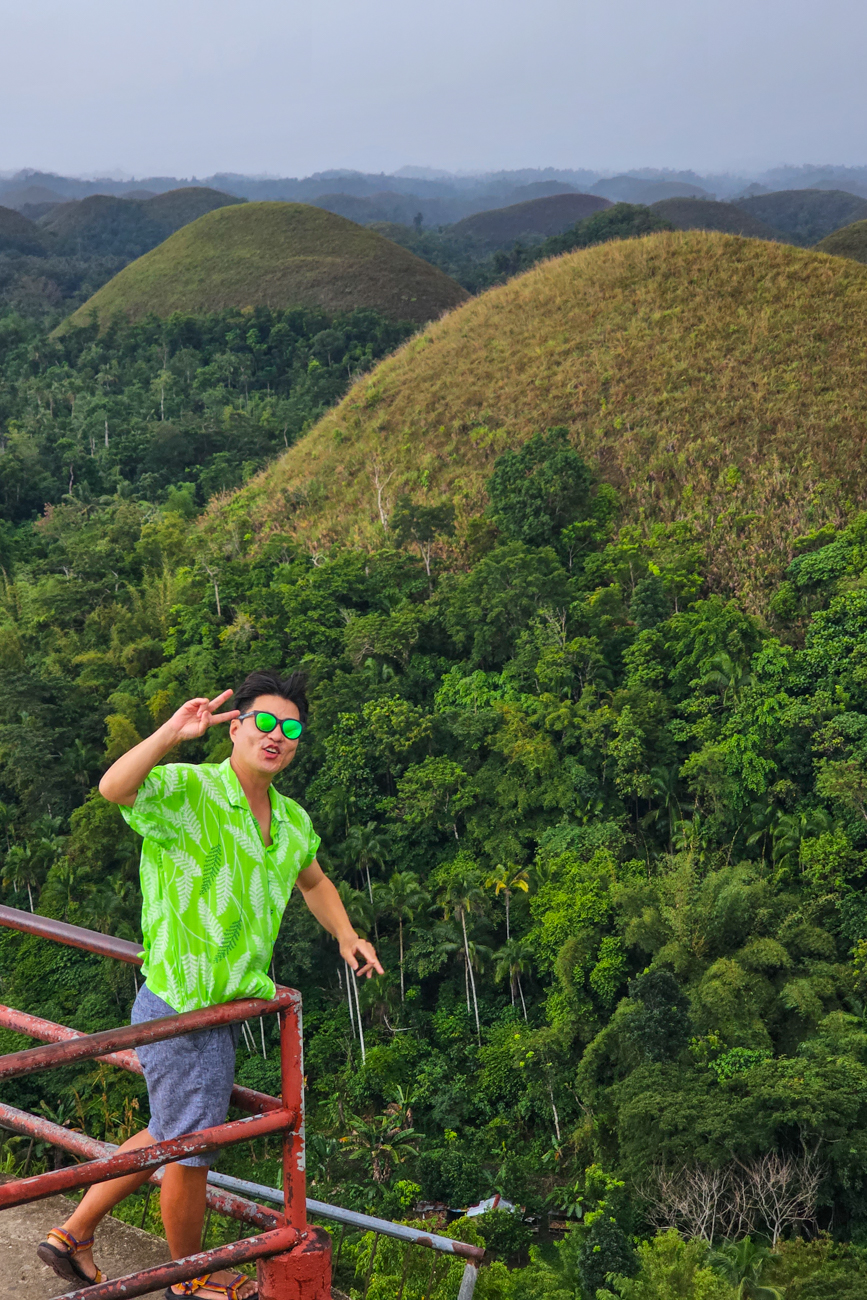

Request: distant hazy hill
left=39, top=188, right=243, bottom=259
left=591, top=176, right=711, bottom=204
left=314, top=191, right=427, bottom=226
left=142, top=187, right=243, bottom=228
left=650, top=197, right=788, bottom=241
left=734, top=190, right=867, bottom=246
left=448, top=193, right=612, bottom=251
left=0, top=206, right=45, bottom=255
left=216, top=231, right=867, bottom=601
left=815, top=219, right=867, bottom=265
left=61, top=201, right=469, bottom=330
left=0, top=184, right=65, bottom=211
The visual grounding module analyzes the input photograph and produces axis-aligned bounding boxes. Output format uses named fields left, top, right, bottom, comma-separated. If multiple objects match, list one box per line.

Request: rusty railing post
left=255, top=991, right=331, bottom=1298
left=279, top=995, right=306, bottom=1231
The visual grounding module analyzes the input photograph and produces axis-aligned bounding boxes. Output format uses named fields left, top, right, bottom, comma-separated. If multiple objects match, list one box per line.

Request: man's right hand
left=168, top=691, right=240, bottom=741
left=100, top=689, right=239, bottom=805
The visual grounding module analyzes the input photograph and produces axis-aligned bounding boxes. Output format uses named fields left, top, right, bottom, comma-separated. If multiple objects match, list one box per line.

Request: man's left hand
left=340, top=936, right=384, bottom=979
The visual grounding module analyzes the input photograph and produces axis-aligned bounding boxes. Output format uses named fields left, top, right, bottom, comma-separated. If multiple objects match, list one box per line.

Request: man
left=38, top=670, right=381, bottom=1300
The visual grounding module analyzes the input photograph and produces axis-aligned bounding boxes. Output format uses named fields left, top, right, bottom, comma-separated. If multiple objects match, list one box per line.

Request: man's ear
left=228, top=717, right=240, bottom=743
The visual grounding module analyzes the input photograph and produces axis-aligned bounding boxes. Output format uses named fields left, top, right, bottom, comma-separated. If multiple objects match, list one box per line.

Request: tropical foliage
left=2, top=307, right=867, bottom=1296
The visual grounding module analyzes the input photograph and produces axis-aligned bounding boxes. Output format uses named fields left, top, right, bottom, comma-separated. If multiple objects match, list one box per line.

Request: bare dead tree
left=642, top=1147, right=825, bottom=1246
left=370, top=457, right=396, bottom=531
left=200, top=561, right=222, bottom=619
left=642, top=1165, right=736, bottom=1241
left=738, top=1148, right=824, bottom=1246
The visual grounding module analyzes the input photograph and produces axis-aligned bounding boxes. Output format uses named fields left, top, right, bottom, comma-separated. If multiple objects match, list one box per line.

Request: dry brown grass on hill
left=207, top=231, right=867, bottom=603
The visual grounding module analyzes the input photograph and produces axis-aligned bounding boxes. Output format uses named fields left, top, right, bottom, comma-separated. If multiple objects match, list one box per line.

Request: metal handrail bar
left=0, top=904, right=144, bottom=964
left=0, top=1101, right=281, bottom=1230
left=0, top=1002, right=281, bottom=1114
left=0, top=903, right=309, bottom=1235
left=62, top=1225, right=300, bottom=1300
left=0, top=989, right=300, bottom=1082
left=0, top=1107, right=295, bottom=1210
left=205, top=1170, right=486, bottom=1263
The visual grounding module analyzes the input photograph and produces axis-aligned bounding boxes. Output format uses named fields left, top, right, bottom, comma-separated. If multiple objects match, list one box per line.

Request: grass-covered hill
left=651, top=197, right=788, bottom=241
left=140, top=185, right=244, bottom=228
left=215, top=230, right=867, bottom=602
left=38, top=194, right=165, bottom=257
left=591, top=176, right=711, bottom=204
left=37, top=188, right=244, bottom=259
left=734, top=189, right=867, bottom=245
left=60, top=202, right=469, bottom=330
left=448, top=193, right=612, bottom=251
left=0, top=205, right=45, bottom=255
left=815, top=218, right=867, bottom=265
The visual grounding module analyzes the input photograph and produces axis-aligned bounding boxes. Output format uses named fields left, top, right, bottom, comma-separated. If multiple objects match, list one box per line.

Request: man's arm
left=296, top=862, right=384, bottom=978
left=99, top=690, right=239, bottom=806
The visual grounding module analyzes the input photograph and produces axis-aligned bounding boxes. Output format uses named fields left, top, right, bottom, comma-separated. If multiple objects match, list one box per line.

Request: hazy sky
left=3, top=0, right=865, bottom=178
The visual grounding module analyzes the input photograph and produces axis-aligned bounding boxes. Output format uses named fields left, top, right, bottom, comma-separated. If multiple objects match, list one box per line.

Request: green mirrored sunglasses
left=238, top=710, right=304, bottom=740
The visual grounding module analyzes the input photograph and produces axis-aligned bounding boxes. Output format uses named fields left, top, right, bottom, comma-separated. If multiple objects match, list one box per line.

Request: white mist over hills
left=3, top=163, right=867, bottom=229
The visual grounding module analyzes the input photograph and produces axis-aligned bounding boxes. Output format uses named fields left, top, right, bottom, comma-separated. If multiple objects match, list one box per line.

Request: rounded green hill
left=449, top=193, right=612, bottom=251
left=38, top=194, right=160, bottom=256
left=815, top=219, right=867, bottom=264
left=141, top=185, right=243, bottom=227
left=60, top=202, right=469, bottom=330
left=0, top=205, right=44, bottom=254
left=214, top=231, right=867, bottom=602
left=734, top=189, right=867, bottom=245
left=651, top=197, right=788, bottom=242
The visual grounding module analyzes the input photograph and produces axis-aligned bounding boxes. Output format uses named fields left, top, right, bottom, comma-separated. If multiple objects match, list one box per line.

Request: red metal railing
left=0, top=904, right=329, bottom=1297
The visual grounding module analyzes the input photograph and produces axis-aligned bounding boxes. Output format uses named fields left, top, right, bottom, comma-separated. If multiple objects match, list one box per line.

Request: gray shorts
left=131, top=984, right=241, bottom=1168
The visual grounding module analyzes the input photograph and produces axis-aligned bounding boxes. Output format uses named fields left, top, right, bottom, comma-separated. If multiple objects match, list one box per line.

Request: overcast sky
left=3, top=0, right=865, bottom=178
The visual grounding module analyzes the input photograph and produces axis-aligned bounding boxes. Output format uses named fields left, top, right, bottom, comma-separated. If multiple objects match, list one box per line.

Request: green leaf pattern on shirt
left=121, top=758, right=320, bottom=1012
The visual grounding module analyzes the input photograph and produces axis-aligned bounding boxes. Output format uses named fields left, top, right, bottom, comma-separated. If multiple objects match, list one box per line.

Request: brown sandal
left=37, top=1227, right=105, bottom=1285
left=166, top=1275, right=257, bottom=1299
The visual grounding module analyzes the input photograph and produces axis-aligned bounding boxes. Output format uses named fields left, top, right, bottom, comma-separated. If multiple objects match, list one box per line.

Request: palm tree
left=770, top=808, right=834, bottom=874
left=484, top=863, right=529, bottom=942
left=700, top=651, right=753, bottom=704
left=437, top=868, right=487, bottom=1041
left=644, top=764, right=683, bottom=854
left=494, top=938, right=533, bottom=1020
left=377, top=871, right=428, bottom=1002
left=708, top=1238, right=783, bottom=1299
left=343, top=1110, right=418, bottom=1185
left=345, top=821, right=389, bottom=906
left=2, top=844, right=40, bottom=912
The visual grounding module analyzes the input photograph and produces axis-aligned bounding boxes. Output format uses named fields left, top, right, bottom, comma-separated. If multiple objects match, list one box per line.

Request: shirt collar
left=218, top=758, right=285, bottom=823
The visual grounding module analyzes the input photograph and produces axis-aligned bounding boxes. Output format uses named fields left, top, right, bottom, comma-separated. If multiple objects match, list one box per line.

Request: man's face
left=229, top=694, right=301, bottom=779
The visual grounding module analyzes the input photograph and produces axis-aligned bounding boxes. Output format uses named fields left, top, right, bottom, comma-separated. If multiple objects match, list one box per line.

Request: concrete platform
left=0, top=1191, right=347, bottom=1298
left=0, top=1192, right=170, bottom=1297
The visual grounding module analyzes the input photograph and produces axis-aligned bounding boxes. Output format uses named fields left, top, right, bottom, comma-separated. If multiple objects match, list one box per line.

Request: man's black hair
left=233, top=670, right=309, bottom=727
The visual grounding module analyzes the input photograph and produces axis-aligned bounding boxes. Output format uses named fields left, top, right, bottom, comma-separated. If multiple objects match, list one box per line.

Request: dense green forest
left=3, top=308, right=867, bottom=1298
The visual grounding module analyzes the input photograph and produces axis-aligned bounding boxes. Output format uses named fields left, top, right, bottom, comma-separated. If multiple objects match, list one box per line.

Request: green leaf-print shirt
left=120, top=759, right=320, bottom=1013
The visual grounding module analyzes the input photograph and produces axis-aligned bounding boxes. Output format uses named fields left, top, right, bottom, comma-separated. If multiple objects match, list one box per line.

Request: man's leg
left=56, top=1128, right=157, bottom=1280
left=161, top=1163, right=254, bottom=1298
left=57, top=1136, right=255, bottom=1298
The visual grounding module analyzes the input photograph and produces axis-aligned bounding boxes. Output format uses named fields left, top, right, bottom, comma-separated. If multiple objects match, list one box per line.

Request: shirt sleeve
left=119, top=764, right=193, bottom=845
left=302, top=815, right=321, bottom=873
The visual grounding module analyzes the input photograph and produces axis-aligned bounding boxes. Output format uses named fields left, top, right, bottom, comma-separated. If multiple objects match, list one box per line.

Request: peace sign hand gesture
left=168, top=690, right=240, bottom=742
